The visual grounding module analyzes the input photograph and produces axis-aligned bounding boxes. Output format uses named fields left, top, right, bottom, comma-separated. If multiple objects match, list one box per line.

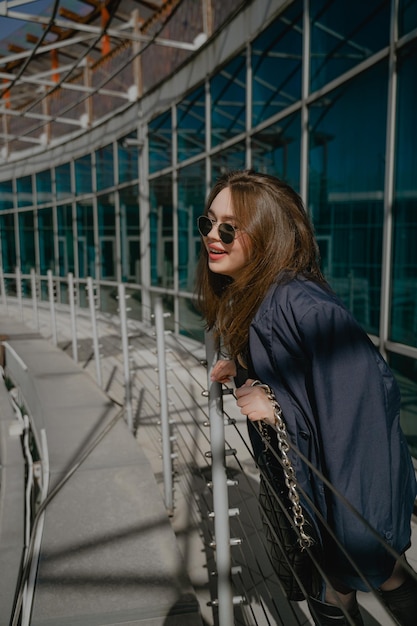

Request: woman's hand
left=210, top=359, right=237, bottom=383
left=235, top=379, right=276, bottom=427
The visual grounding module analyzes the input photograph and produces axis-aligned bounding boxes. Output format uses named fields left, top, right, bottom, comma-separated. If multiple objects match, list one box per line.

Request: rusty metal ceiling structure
left=0, top=0, right=240, bottom=161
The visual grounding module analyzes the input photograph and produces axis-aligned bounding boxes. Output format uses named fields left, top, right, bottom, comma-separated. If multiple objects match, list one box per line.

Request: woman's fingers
left=235, top=381, right=275, bottom=425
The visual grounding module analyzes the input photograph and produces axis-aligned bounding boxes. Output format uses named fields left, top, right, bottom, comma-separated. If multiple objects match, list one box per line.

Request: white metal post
left=0, top=267, right=8, bottom=313
left=30, top=269, right=39, bottom=330
left=47, top=270, right=57, bottom=345
left=205, top=330, right=234, bottom=626
left=16, top=266, right=23, bottom=321
left=68, top=273, right=78, bottom=363
left=87, top=277, right=102, bottom=388
left=154, top=297, right=173, bottom=514
left=118, top=282, right=133, bottom=432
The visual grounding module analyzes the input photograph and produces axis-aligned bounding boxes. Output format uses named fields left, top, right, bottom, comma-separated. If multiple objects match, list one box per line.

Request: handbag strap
left=251, top=380, right=315, bottom=550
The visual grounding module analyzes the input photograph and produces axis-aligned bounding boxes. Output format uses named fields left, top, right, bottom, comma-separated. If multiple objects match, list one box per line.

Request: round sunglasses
left=197, top=215, right=238, bottom=245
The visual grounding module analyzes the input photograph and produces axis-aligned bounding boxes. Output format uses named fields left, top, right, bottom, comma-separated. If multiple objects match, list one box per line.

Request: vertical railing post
left=154, top=297, right=173, bottom=514
left=0, top=267, right=8, bottom=313
left=118, top=282, right=133, bottom=432
left=30, top=269, right=39, bottom=330
left=86, top=277, right=102, bottom=388
left=16, top=267, right=23, bottom=320
left=205, top=329, right=234, bottom=626
left=68, top=273, right=78, bottom=363
left=47, top=270, right=57, bottom=345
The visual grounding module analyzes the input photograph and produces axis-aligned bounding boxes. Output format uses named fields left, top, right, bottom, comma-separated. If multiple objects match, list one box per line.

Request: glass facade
left=0, top=0, right=416, bottom=456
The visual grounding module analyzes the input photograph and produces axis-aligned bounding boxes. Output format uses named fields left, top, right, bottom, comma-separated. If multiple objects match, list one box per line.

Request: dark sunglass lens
left=198, top=216, right=212, bottom=236
left=218, top=223, right=235, bottom=244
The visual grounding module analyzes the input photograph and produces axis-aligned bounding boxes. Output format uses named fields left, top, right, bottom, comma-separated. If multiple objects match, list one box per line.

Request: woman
left=196, top=169, right=417, bottom=625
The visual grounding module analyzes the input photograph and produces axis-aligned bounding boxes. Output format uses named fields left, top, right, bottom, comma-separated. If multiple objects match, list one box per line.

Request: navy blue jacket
left=247, top=276, right=416, bottom=590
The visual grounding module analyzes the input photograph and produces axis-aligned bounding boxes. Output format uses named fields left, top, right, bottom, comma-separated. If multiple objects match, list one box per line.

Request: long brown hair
left=196, top=169, right=325, bottom=360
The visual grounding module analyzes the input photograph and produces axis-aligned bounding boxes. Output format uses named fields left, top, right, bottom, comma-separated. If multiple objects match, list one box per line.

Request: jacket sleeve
left=298, top=301, right=413, bottom=588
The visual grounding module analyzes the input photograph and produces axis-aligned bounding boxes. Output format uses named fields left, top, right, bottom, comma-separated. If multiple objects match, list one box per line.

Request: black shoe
left=379, top=575, right=417, bottom=626
left=308, top=597, right=364, bottom=626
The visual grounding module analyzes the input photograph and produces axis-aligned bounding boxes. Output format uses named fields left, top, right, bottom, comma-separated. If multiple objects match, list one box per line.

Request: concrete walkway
left=1, top=300, right=416, bottom=626
left=0, top=317, right=203, bottom=626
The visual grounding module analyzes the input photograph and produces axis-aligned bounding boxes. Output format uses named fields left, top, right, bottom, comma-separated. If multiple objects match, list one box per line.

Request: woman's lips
left=208, top=246, right=226, bottom=260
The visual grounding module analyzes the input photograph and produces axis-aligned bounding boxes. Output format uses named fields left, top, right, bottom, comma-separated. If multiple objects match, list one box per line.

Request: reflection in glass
left=211, top=54, right=246, bottom=147
left=75, top=155, right=93, bottom=195
left=97, top=194, right=116, bottom=279
left=96, top=145, right=115, bottom=191
left=16, top=176, right=33, bottom=208
left=56, top=163, right=72, bottom=200
left=310, top=0, right=390, bottom=92
left=76, top=202, right=95, bottom=278
left=38, top=207, right=54, bottom=273
left=149, top=111, right=172, bottom=173
left=0, top=213, right=16, bottom=272
left=120, top=185, right=140, bottom=282
left=0, top=180, right=13, bottom=211
left=177, top=161, right=205, bottom=292
left=308, top=62, right=387, bottom=333
left=149, top=175, right=173, bottom=288
left=118, top=134, right=139, bottom=184
left=252, top=1, right=302, bottom=126
left=211, top=143, right=246, bottom=183
left=391, top=41, right=417, bottom=347
left=57, top=204, right=74, bottom=277
left=177, top=85, right=206, bottom=162
left=251, top=112, right=301, bottom=190
left=36, top=170, right=53, bottom=204
left=390, top=352, right=417, bottom=458
left=399, top=0, right=417, bottom=37
left=18, top=211, right=35, bottom=272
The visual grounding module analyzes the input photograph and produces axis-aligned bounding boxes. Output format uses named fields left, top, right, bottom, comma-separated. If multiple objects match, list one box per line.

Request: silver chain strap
left=251, top=380, right=314, bottom=550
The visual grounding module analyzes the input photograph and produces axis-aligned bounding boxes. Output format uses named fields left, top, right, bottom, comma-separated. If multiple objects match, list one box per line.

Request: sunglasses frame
left=197, top=215, right=238, bottom=245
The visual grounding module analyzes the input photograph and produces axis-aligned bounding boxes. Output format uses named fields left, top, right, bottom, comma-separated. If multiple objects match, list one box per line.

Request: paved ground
left=1, top=296, right=416, bottom=626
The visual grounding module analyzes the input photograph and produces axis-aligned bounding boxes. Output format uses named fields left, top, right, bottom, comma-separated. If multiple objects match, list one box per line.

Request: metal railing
left=0, top=268, right=416, bottom=626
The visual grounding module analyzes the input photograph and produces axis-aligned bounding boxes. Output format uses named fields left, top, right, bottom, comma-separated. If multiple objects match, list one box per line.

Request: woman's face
left=203, top=187, right=250, bottom=280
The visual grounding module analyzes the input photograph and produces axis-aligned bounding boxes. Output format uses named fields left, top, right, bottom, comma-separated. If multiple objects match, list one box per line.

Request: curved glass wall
left=309, top=61, right=388, bottom=334
left=391, top=40, right=417, bottom=349
left=0, top=0, right=416, bottom=455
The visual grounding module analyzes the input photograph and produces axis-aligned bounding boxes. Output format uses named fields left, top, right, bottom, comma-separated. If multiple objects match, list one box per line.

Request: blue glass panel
left=310, top=0, right=390, bottom=92
left=36, top=169, right=52, bottom=204
left=56, top=163, right=72, bottom=200
left=76, top=201, right=95, bottom=278
left=149, top=111, right=172, bottom=173
left=75, top=155, right=92, bottom=194
left=211, top=54, right=246, bottom=147
left=149, top=175, right=173, bottom=287
left=96, top=145, right=114, bottom=191
left=391, top=41, right=417, bottom=347
left=16, top=175, right=33, bottom=208
left=0, top=180, right=13, bottom=210
left=97, top=194, right=116, bottom=279
left=211, top=143, right=246, bottom=183
left=309, top=62, right=388, bottom=333
left=177, top=161, right=206, bottom=291
left=118, top=134, right=139, bottom=184
left=0, top=213, right=16, bottom=272
left=251, top=111, right=301, bottom=191
left=177, top=85, right=206, bottom=162
left=57, top=204, right=74, bottom=276
left=38, top=207, right=54, bottom=274
left=18, top=211, right=35, bottom=272
left=399, top=0, right=417, bottom=37
left=120, top=185, right=140, bottom=281
left=252, top=1, right=302, bottom=126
